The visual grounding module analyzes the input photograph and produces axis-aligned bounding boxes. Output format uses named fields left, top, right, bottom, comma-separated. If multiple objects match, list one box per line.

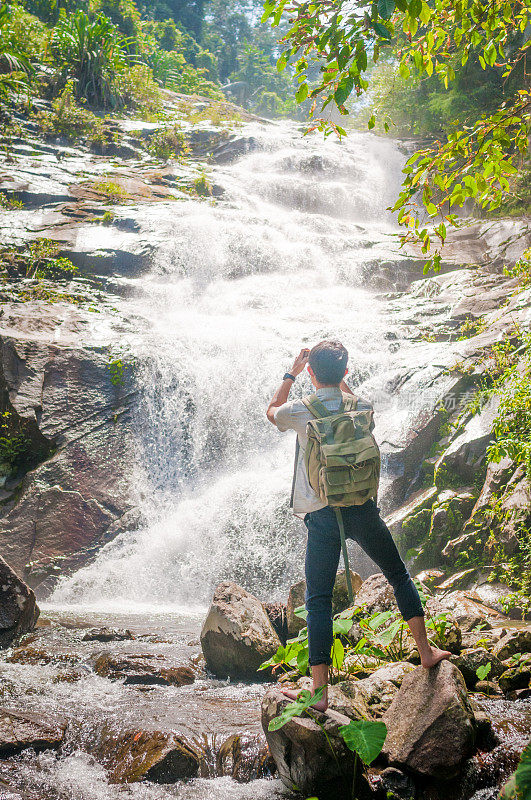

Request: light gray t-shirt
left=274, top=386, right=374, bottom=518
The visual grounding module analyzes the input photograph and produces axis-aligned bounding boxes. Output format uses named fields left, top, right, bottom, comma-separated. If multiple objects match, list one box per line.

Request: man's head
left=308, top=340, right=348, bottom=387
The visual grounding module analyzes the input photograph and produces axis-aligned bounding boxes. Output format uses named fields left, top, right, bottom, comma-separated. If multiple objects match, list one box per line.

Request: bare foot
left=280, top=687, right=328, bottom=712
left=421, top=646, right=452, bottom=668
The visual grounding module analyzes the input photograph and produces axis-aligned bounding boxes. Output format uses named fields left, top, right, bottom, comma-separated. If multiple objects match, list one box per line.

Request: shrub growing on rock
left=36, top=82, right=109, bottom=146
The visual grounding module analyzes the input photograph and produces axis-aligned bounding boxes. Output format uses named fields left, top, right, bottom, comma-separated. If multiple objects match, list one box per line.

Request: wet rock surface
left=0, top=557, right=39, bottom=647
left=0, top=311, right=137, bottom=586
left=96, top=726, right=201, bottom=783
left=0, top=708, right=66, bottom=755
left=93, top=652, right=196, bottom=686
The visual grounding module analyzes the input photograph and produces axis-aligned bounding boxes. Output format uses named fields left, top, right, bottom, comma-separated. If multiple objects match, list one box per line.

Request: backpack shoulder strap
left=341, top=392, right=359, bottom=412
left=301, top=394, right=332, bottom=419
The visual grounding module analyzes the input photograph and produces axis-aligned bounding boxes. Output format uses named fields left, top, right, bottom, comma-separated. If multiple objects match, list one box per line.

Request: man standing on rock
left=266, top=340, right=450, bottom=711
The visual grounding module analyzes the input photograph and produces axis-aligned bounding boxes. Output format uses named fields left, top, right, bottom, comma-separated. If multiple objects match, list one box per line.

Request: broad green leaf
left=476, top=662, right=492, bottom=681
left=372, top=21, right=392, bottom=40
left=333, top=617, right=353, bottom=635
left=297, top=645, right=309, bottom=675
left=335, top=76, right=354, bottom=106
left=276, top=52, right=288, bottom=72
left=258, top=645, right=285, bottom=670
left=399, top=60, right=410, bottom=79
left=296, top=83, right=309, bottom=103
left=368, top=611, right=392, bottom=630
left=339, top=719, right=387, bottom=764
left=368, top=114, right=376, bottom=130
left=378, top=0, right=395, bottom=20
left=268, top=687, right=325, bottom=731
left=331, top=637, right=345, bottom=670
left=294, top=605, right=308, bottom=620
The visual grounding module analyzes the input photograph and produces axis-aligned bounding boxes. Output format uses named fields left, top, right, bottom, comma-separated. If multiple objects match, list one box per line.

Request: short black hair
left=309, top=340, right=348, bottom=385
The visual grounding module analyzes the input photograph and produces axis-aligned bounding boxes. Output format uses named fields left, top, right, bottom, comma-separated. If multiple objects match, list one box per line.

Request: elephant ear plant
left=267, top=688, right=387, bottom=799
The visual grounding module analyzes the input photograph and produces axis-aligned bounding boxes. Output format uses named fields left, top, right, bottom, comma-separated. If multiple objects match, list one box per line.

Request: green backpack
left=300, top=392, right=381, bottom=605
left=302, top=392, right=380, bottom=508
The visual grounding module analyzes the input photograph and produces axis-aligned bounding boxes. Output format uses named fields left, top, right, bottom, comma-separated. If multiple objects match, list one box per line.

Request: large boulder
left=261, top=687, right=356, bottom=799
left=200, top=582, right=281, bottom=679
left=0, top=555, right=39, bottom=647
left=382, top=661, right=476, bottom=779
left=437, top=589, right=500, bottom=632
left=338, top=662, right=415, bottom=717
left=429, top=489, right=477, bottom=550
left=216, top=732, right=275, bottom=782
left=286, top=569, right=362, bottom=637
left=498, top=663, right=531, bottom=694
left=353, top=573, right=397, bottom=615
left=0, top=708, right=66, bottom=755
left=492, top=629, right=531, bottom=660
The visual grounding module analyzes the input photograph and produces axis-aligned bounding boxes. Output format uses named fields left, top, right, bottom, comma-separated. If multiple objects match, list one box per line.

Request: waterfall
left=51, top=121, right=407, bottom=611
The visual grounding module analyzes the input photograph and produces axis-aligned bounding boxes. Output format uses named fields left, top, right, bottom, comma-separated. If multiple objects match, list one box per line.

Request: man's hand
left=290, top=348, right=310, bottom=377
left=266, top=347, right=310, bottom=425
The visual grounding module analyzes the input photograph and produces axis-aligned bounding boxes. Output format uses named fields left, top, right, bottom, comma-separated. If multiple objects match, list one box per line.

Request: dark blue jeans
left=303, top=501, right=424, bottom=666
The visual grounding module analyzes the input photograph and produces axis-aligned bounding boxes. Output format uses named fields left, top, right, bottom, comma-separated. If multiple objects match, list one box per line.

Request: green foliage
left=338, top=719, right=387, bottom=764
left=112, top=63, right=164, bottom=113
left=458, top=316, right=488, bottom=340
left=20, top=0, right=87, bottom=26
left=90, top=180, right=129, bottom=203
left=515, top=740, right=531, bottom=800
left=267, top=687, right=325, bottom=731
left=146, top=123, right=189, bottom=160
left=193, top=171, right=212, bottom=196
left=0, top=192, right=23, bottom=210
left=36, top=81, right=109, bottom=145
left=504, top=249, right=531, bottom=288
left=228, top=42, right=298, bottom=117
left=476, top=662, right=492, bottom=681
left=488, top=333, right=531, bottom=476
left=108, top=356, right=126, bottom=386
left=25, top=238, right=77, bottom=279
left=51, top=9, right=132, bottom=107
left=499, top=739, right=531, bottom=800
left=0, top=411, right=29, bottom=471
left=499, top=591, right=531, bottom=620
left=0, top=3, right=35, bottom=110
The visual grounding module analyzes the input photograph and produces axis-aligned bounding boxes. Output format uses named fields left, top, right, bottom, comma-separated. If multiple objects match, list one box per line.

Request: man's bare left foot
left=280, top=687, right=328, bottom=712
left=421, top=646, right=451, bottom=668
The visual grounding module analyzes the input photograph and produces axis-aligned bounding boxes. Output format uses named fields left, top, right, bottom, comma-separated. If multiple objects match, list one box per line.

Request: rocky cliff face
left=0, top=304, right=136, bottom=592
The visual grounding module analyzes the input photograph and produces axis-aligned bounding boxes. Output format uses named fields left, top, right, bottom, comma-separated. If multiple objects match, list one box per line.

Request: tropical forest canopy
left=0, top=0, right=300, bottom=116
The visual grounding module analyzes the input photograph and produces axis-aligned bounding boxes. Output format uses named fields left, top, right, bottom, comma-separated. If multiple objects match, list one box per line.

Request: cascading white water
left=51, top=121, right=408, bottom=611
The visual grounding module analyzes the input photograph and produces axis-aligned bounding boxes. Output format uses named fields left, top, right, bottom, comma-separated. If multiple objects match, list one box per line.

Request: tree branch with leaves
left=262, top=0, right=531, bottom=268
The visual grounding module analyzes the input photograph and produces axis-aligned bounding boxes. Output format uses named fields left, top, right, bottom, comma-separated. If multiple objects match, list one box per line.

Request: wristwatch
left=283, top=372, right=296, bottom=382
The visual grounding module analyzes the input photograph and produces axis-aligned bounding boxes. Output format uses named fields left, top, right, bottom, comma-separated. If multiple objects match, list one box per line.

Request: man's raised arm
left=266, top=348, right=310, bottom=426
